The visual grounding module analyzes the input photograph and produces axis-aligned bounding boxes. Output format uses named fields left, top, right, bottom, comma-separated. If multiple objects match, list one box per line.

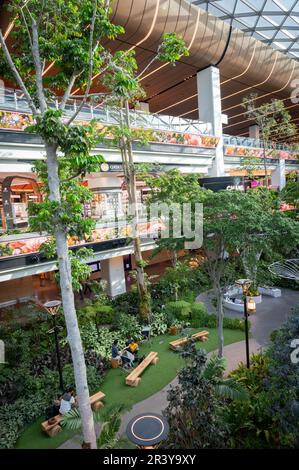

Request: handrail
left=0, top=87, right=212, bottom=135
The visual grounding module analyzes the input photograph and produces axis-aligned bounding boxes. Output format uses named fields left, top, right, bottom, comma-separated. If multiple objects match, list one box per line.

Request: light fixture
left=247, top=297, right=256, bottom=314
left=43, top=300, right=61, bottom=316
left=236, top=278, right=252, bottom=294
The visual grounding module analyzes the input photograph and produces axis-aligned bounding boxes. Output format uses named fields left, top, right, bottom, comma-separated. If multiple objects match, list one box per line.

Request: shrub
left=97, top=305, right=115, bottom=325
left=190, top=302, right=209, bottom=328
left=223, top=317, right=246, bottom=332
left=81, top=324, right=114, bottom=359
left=111, top=290, right=140, bottom=316
left=189, top=303, right=246, bottom=331
left=164, top=346, right=227, bottom=449
left=223, top=353, right=276, bottom=449
left=115, top=313, right=142, bottom=342
left=165, top=300, right=192, bottom=321
left=150, top=311, right=168, bottom=336
left=0, top=363, right=103, bottom=449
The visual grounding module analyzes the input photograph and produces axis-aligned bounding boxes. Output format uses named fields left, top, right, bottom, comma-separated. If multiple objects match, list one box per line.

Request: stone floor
left=196, top=287, right=298, bottom=346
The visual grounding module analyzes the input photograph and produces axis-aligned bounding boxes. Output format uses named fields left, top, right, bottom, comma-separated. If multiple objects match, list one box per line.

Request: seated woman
left=120, top=349, right=135, bottom=369
left=127, top=338, right=139, bottom=360
left=59, top=388, right=77, bottom=416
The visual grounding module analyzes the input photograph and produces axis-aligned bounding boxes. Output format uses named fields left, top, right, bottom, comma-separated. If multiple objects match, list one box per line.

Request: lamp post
left=43, top=300, right=64, bottom=392
left=236, top=279, right=256, bottom=369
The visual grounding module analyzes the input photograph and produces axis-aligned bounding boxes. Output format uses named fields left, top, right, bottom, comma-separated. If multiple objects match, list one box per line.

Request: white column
left=249, top=125, right=260, bottom=139
left=100, top=256, right=126, bottom=297
left=197, top=66, right=224, bottom=176
left=271, top=159, right=286, bottom=190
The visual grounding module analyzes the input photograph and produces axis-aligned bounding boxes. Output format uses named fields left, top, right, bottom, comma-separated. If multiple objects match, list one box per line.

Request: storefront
left=0, top=174, right=41, bottom=231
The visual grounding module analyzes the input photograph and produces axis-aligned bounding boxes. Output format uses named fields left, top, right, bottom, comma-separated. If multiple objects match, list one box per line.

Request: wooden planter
left=170, top=326, right=178, bottom=336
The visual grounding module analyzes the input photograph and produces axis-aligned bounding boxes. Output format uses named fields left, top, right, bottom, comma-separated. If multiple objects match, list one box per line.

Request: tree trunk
left=122, top=102, right=151, bottom=321
left=170, top=249, right=178, bottom=268
left=216, top=286, right=224, bottom=358
left=262, top=134, right=269, bottom=188
left=45, top=143, right=97, bottom=449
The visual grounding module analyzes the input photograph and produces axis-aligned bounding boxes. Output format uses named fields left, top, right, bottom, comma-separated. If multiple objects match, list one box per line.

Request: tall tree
left=0, top=0, right=189, bottom=442
left=105, top=37, right=189, bottom=320
left=0, top=0, right=126, bottom=448
left=202, top=188, right=299, bottom=357
left=243, top=95, right=296, bottom=188
left=145, top=169, right=205, bottom=267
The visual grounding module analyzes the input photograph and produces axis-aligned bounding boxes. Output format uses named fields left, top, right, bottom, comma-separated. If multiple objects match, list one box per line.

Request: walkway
left=59, top=339, right=261, bottom=449
left=59, top=287, right=297, bottom=449
left=196, top=287, right=298, bottom=346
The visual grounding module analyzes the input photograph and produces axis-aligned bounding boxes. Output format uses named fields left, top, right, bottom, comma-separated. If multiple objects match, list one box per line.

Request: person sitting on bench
left=59, top=388, right=76, bottom=415
left=128, top=338, right=139, bottom=355
left=121, top=348, right=135, bottom=369
left=111, top=339, right=122, bottom=365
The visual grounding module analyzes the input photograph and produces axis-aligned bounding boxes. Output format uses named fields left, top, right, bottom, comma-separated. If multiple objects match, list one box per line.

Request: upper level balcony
left=0, top=87, right=212, bottom=136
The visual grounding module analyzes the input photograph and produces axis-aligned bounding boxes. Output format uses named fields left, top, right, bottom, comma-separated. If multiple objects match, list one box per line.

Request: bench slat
left=169, top=331, right=209, bottom=350
left=126, top=352, right=158, bottom=386
left=42, top=390, right=105, bottom=436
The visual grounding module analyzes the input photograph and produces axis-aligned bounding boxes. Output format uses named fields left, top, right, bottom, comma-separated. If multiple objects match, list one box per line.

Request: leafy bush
left=223, top=317, right=246, bottom=332
left=164, top=345, right=227, bottom=449
left=150, top=311, right=168, bottom=336
left=97, top=305, right=115, bottom=325
left=190, top=302, right=209, bottom=327
left=223, top=307, right=299, bottom=448
left=189, top=303, right=246, bottom=331
left=0, top=363, right=103, bottom=449
left=263, top=306, right=299, bottom=445
left=115, top=313, right=142, bottom=342
left=111, top=290, right=140, bottom=316
left=223, top=353, right=276, bottom=449
left=78, top=302, right=115, bottom=326
left=151, top=262, right=211, bottom=307
left=165, top=300, right=192, bottom=321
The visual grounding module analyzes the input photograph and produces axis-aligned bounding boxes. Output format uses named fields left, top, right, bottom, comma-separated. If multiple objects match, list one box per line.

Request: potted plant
left=246, top=284, right=262, bottom=304
left=169, top=322, right=182, bottom=336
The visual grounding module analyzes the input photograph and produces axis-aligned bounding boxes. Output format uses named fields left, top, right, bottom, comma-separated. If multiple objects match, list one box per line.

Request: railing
left=223, top=134, right=298, bottom=153
left=0, top=87, right=212, bottom=135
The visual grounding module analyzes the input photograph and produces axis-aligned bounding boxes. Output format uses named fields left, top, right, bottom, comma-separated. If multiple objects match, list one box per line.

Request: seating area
left=169, top=330, right=209, bottom=351
left=41, top=391, right=106, bottom=437
left=125, top=352, right=159, bottom=387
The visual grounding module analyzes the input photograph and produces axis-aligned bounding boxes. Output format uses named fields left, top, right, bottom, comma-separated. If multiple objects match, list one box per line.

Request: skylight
left=189, top=0, right=299, bottom=60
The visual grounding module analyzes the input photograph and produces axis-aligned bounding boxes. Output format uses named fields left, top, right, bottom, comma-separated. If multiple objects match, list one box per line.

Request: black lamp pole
left=243, top=292, right=250, bottom=369
left=236, top=279, right=253, bottom=369
left=43, top=300, right=64, bottom=393
left=52, top=313, right=64, bottom=391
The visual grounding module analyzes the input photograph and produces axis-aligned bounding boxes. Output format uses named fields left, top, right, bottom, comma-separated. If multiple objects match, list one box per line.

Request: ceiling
left=1, top=0, right=299, bottom=143
left=111, top=0, right=299, bottom=143
left=189, top=0, right=299, bottom=60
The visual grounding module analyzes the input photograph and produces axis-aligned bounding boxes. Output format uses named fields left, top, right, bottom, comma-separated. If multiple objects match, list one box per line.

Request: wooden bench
left=169, top=330, right=209, bottom=351
left=41, top=391, right=106, bottom=437
left=89, top=391, right=106, bottom=411
left=125, top=352, right=159, bottom=387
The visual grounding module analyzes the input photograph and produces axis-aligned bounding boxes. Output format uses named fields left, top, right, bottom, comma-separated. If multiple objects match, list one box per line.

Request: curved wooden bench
left=125, top=351, right=159, bottom=387
left=41, top=391, right=106, bottom=437
left=169, top=330, right=209, bottom=351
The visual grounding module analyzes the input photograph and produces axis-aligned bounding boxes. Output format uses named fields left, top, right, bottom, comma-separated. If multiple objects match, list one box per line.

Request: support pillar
left=197, top=66, right=224, bottom=177
left=100, top=256, right=126, bottom=297
left=272, top=159, right=286, bottom=190
left=249, top=125, right=260, bottom=140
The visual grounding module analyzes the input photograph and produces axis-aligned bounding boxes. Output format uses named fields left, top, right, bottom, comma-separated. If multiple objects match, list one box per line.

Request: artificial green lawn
left=16, top=328, right=245, bottom=449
